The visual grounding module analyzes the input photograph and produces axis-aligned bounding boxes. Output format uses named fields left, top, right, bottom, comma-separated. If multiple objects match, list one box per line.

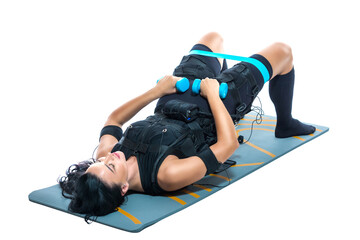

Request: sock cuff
left=270, top=67, right=295, bottom=83
left=250, top=54, right=273, bottom=80
left=279, top=67, right=295, bottom=78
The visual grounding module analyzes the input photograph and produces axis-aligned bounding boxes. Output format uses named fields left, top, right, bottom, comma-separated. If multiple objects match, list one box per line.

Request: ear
left=121, top=183, right=129, bottom=196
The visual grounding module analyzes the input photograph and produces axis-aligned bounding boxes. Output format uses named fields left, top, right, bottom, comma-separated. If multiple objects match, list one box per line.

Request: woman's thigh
left=256, top=42, right=293, bottom=78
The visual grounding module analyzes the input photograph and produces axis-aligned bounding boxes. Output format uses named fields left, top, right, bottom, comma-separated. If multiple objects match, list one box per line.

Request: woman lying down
left=59, top=32, right=315, bottom=220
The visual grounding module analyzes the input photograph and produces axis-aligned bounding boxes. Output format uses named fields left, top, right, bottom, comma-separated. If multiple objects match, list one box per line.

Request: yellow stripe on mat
left=182, top=189, right=200, bottom=198
left=241, top=118, right=277, bottom=122
left=245, top=141, right=276, bottom=158
left=231, top=162, right=264, bottom=167
left=192, top=184, right=212, bottom=192
left=165, top=194, right=187, bottom=205
left=237, top=123, right=276, bottom=127
left=236, top=128, right=275, bottom=134
left=237, top=127, right=307, bottom=142
left=209, top=174, right=232, bottom=181
left=116, top=207, right=142, bottom=224
left=245, top=114, right=270, bottom=119
left=292, top=136, right=305, bottom=141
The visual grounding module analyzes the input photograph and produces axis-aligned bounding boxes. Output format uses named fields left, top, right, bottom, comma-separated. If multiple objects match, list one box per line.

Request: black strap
left=99, top=125, right=123, bottom=141
left=243, top=67, right=260, bottom=96
left=197, top=145, right=220, bottom=175
left=187, top=120, right=205, bottom=149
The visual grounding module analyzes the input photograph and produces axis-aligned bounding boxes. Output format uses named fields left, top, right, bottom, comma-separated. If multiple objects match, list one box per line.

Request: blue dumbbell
left=157, top=77, right=190, bottom=93
left=192, top=79, right=228, bottom=99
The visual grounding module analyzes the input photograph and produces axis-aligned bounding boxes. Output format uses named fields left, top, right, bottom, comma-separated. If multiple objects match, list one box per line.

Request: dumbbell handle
left=157, top=77, right=190, bottom=93
left=192, top=79, right=228, bottom=99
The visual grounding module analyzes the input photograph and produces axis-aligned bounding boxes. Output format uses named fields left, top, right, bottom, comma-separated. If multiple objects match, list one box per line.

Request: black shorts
left=156, top=44, right=273, bottom=116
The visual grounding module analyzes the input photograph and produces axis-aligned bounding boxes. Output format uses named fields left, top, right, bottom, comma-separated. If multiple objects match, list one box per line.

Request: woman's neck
left=126, top=156, right=144, bottom=192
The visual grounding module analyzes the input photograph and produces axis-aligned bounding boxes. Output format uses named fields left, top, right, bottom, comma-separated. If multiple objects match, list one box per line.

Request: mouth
left=112, top=152, right=121, bottom=159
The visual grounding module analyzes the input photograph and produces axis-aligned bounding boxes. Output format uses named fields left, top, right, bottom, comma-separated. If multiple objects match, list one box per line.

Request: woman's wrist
left=150, top=86, right=165, bottom=99
left=207, top=92, right=222, bottom=105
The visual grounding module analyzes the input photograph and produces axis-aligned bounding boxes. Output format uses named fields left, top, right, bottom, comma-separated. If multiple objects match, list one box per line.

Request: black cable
left=91, top=144, right=99, bottom=161
left=242, top=96, right=264, bottom=144
left=191, top=168, right=231, bottom=189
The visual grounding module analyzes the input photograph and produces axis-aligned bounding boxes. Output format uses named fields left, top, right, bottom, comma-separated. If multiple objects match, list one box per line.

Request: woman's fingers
left=200, top=78, right=220, bottom=99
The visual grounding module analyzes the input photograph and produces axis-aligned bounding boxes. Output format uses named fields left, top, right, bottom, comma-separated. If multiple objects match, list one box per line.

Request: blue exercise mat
left=28, top=112, right=329, bottom=232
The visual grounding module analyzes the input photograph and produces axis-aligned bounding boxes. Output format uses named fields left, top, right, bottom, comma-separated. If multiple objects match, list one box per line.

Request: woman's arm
left=200, top=78, right=239, bottom=163
left=104, top=87, right=160, bottom=127
left=158, top=78, right=239, bottom=191
left=96, top=88, right=159, bottom=159
left=96, top=75, right=182, bottom=159
left=105, top=75, right=181, bottom=127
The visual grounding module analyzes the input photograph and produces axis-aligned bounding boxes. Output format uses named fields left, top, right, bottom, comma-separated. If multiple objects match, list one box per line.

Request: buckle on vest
left=252, top=85, right=260, bottom=96
left=236, top=103, right=247, bottom=113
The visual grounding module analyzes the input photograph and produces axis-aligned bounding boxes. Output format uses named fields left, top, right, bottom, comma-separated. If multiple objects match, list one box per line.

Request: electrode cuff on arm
left=197, top=145, right=221, bottom=175
left=99, top=125, right=123, bottom=141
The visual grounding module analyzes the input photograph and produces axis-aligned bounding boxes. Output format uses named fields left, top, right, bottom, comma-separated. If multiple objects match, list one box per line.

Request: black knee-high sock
left=269, top=67, right=315, bottom=138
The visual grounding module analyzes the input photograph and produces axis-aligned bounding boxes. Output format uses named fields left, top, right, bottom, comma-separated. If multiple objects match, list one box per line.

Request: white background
left=1, top=0, right=359, bottom=239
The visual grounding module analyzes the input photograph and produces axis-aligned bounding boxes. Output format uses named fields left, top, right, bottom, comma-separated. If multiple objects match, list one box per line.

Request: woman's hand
left=199, top=77, right=220, bottom=99
left=155, top=75, right=183, bottom=97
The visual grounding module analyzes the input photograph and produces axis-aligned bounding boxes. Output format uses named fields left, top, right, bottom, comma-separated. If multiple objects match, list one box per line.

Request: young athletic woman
left=59, top=32, right=315, bottom=219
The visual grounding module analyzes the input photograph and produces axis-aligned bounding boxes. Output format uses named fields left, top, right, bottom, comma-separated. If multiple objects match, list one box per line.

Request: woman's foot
left=275, top=118, right=316, bottom=138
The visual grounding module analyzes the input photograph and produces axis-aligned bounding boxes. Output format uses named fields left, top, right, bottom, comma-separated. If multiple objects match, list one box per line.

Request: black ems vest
left=111, top=113, right=217, bottom=195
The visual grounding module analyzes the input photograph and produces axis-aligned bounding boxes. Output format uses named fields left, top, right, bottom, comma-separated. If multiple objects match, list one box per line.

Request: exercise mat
left=29, top=112, right=329, bottom=232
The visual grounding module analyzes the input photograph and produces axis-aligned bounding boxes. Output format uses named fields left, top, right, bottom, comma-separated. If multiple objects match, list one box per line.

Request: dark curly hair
left=58, top=159, right=126, bottom=222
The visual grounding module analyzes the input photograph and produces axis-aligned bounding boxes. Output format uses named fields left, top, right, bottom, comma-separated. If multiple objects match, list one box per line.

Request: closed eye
left=95, top=159, right=115, bottom=173
left=109, top=163, right=116, bottom=172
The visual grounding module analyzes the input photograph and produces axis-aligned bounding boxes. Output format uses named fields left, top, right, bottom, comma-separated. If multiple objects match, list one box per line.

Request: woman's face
left=86, top=151, right=128, bottom=195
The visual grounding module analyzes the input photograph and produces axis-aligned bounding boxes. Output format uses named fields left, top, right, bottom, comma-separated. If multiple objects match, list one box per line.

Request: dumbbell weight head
left=157, top=77, right=189, bottom=93
left=219, top=82, right=228, bottom=99
left=175, top=77, right=190, bottom=93
left=192, top=78, right=228, bottom=99
left=192, top=79, right=202, bottom=94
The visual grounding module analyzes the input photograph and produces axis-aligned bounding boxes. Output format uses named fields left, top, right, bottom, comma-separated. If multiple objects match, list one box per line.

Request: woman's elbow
left=214, top=139, right=239, bottom=163
left=158, top=167, right=179, bottom=192
left=228, top=140, right=239, bottom=155
left=225, top=133, right=239, bottom=152
left=225, top=136, right=240, bottom=155
left=233, top=140, right=240, bottom=151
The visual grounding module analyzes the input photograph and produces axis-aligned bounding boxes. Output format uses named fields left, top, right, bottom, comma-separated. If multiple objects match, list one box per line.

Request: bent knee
left=273, top=42, right=293, bottom=61
left=199, top=32, right=224, bottom=46
left=206, top=31, right=224, bottom=42
left=198, top=32, right=224, bottom=56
